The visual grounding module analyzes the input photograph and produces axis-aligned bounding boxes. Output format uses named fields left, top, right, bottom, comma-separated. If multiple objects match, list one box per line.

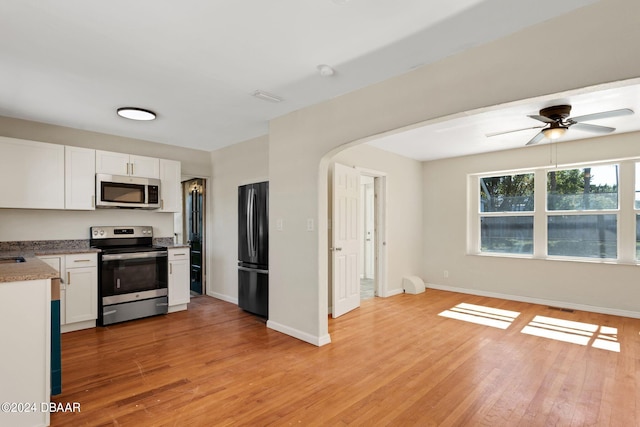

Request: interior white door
left=332, top=163, right=361, bottom=318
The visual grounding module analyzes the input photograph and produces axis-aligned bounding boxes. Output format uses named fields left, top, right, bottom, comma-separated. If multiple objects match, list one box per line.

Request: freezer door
left=238, top=265, right=268, bottom=318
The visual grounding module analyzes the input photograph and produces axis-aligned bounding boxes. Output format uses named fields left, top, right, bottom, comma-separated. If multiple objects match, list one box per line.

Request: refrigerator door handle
left=252, top=189, right=258, bottom=258
left=247, top=188, right=254, bottom=258
left=238, top=265, right=269, bottom=274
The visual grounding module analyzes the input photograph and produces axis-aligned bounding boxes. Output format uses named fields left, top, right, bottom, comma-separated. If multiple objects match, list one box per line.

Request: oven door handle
left=102, top=251, right=168, bottom=261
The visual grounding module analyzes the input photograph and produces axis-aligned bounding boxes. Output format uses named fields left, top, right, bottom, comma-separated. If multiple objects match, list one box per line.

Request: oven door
left=100, top=250, right=168, bottom=304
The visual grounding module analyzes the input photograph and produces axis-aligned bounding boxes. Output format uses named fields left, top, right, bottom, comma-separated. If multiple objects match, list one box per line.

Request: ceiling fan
left=486, top=105, right=634, bottom=146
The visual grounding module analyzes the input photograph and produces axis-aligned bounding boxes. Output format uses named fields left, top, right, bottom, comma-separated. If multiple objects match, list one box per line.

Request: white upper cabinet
left=159, top=159, right=181, bottom=212
left=65, top=146, right=96, bottom=210
left=130, top=154, right=160, bottom=178
left=96, top=150, right=159, bottom=178
left=0, top=136, right=65, bottom=209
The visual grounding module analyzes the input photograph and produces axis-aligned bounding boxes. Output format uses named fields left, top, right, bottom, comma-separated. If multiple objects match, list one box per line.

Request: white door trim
left=357, top=168, right=388, bottom=299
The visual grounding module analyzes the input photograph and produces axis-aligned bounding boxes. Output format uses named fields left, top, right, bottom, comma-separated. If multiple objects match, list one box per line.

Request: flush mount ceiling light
left=117, top=107, right=156, bottom=121
left=252, top=90, right=284, bottom=103
left=317, top=64, right=335, bottom=77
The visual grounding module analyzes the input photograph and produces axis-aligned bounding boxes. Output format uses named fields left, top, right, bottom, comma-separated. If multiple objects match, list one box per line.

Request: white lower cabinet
left=168, top=247, right=190, bottom=312
left=39, top=253, right=98, bottom=332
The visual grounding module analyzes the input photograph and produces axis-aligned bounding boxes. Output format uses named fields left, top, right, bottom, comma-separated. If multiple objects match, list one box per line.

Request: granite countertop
left=0, top=239, right=98, bottom=283
left=0, top=256, right=59, bottom=283
left=0, top=237, right=182, bottom=283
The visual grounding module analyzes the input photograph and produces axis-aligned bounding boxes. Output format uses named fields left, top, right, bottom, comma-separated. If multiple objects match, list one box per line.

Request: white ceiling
left=0, top=0, right=601, bottom=154
left=369, top=82, right=640, bottom=161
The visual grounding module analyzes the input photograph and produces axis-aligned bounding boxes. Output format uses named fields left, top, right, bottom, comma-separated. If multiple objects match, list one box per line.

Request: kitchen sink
left=0, top=256, right=26, bottom=264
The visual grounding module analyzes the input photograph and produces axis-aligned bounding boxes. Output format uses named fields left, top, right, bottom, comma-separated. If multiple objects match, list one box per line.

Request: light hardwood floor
left=51, top=290, right=640, bottom=426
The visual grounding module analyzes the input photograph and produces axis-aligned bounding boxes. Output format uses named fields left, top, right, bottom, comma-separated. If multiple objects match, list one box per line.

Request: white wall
left=267, top=0, right=640, bottom=346
left=208, top=135, right=269, bottom=302
left=423, top=131, right=640, bottom=316
left=332, top=144, right=423, bottom=297
left=0, top=209, right=173, bottom=241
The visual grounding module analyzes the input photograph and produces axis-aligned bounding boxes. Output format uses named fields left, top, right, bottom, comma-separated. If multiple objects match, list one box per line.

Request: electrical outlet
left=444, top=270, right=449, bottom=279
left=307, top=218, right=314, bottom=231
left=276, top=218, right=283, bottom=231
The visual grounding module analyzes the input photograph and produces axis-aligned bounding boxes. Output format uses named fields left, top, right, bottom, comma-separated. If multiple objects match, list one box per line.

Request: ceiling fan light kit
left=542, top=125, right=568, bottom=140
left=487, top=104, right=634, bottom=146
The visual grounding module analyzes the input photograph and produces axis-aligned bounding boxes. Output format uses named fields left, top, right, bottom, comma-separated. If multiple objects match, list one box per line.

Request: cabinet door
left=95, top=150, right=129, bottom=175
left=130, top=154, right=160, bottom=178
left=65, top=146, right=96, bottom=210
left=168, top=249, right=190, bottom=306
left=65, top=265, right=97, bottom=323
left=0, top=136, right=65, bottom=209
left=159, top=159, right=181, bottom=212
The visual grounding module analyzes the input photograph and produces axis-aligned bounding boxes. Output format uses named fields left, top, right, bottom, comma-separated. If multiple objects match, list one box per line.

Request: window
left=471, top=162, right=634, bottom=262
left=479, top=173, right=534, bottom=254
left=547, top=215, right=617, bottom=258
left=547, top=165, right=618, bottom=259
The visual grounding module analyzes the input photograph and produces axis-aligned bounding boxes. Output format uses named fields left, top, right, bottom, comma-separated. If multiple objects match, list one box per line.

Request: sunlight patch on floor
left=521, top=315, right=620, bottom=352
left=438, top=303, right=520, bottom=329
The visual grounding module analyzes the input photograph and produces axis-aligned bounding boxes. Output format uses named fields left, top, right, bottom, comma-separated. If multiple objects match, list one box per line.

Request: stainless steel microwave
left=96, top=174, right=160, bottom=209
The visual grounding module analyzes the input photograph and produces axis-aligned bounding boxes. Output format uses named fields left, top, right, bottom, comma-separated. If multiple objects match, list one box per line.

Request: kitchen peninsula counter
left=0, top=255, right=59, bottom=283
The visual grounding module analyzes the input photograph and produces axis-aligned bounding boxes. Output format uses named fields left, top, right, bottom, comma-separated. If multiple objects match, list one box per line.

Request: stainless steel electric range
left=90, top=226, right=168, bottom=326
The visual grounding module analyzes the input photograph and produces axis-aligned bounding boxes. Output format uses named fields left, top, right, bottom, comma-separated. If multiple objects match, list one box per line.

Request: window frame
left=469, top=160, right=637, bottom=264
left=545, top=163, right=619, bottom=261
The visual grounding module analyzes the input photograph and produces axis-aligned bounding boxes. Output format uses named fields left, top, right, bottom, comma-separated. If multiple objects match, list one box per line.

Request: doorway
left=360, top=176, right=375, bottom=300
left=183, top=178, right=206, bottom=296
left=331, top=164, right=387, bottom=318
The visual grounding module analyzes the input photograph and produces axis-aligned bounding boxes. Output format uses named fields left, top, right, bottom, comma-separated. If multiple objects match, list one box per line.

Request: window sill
left=468, top=252, right=639, bottom=266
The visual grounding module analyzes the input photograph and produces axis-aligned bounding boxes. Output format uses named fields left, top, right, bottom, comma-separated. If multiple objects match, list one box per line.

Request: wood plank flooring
left=51, top=290, right=640, bottom=426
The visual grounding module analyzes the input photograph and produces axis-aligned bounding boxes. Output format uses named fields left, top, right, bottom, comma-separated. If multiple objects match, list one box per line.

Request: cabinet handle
left=126, top=163, right=130, bottom=175
left=131, top=163, right=135, bottom=175
left=174, top=253, right=187, bottom=256
left=74, top=259, right=91, bottom=263
left=170, top=264, right=173, bottom=275
left=67, top=272, right=71, bottom=285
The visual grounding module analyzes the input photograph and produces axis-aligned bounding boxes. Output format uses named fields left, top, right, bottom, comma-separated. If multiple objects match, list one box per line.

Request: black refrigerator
left=238, top=181, right=269, bottom=318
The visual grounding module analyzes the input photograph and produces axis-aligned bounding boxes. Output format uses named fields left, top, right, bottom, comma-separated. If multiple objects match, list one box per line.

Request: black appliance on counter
left=90, top=226, right=168, bottom=325
left=238, top=181, right=269, bottom=318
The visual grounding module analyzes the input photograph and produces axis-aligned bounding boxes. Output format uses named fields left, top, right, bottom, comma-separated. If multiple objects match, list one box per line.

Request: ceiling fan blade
left=570, top=122, right=615, bottom=134
left=527, top=114, right=556, bottom=124
left=485, top=125, right=545, bottom=138
left=570, top=108, right=634, bottom=123
left=525, top=131, right=545, bottom=146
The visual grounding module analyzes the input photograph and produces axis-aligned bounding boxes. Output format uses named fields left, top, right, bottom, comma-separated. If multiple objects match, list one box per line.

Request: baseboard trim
left=385, top=288, right=404, bottom=297
left=208, top=292, right=237, bottom=305
left=267, top=320, right=332, bottom=347
left=61, top=320, right=95, bottom=333
left=426, top=283, right=640, bottom=319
